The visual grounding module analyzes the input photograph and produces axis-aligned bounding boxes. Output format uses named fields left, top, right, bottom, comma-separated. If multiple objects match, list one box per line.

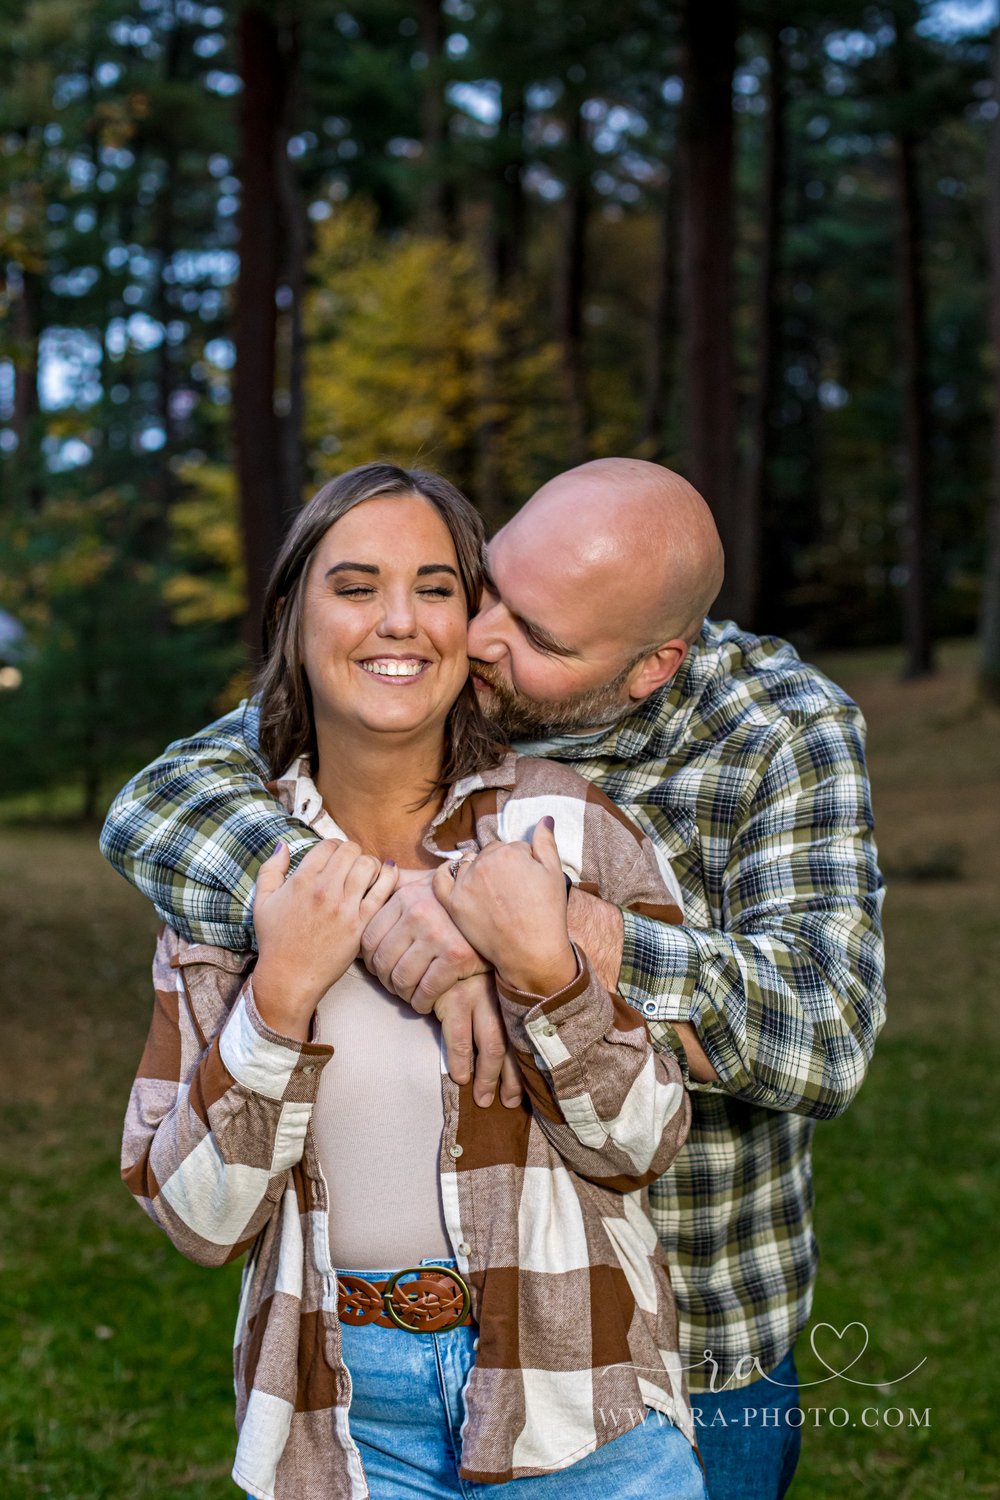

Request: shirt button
left=449, top=1144, right=464, bottom=1158
left=541, top=1023, right=557, bottom=1037
left=642, top=1001, right=658, bottom=1017
left=457, top=1241, right=472, bottom=1257
left=300, top=1063, right=316, bottom=1074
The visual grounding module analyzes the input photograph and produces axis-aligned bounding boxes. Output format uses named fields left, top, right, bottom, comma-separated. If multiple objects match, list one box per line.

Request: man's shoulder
left=693, top=619, right=861, bottom=722
left=630, top=620, right=863, bottom=758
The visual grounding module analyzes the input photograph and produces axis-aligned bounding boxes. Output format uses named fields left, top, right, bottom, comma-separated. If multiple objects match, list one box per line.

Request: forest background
left=2, top=4, right=1000, bottom=1500
left=2, top=0, right=1000, bottom=808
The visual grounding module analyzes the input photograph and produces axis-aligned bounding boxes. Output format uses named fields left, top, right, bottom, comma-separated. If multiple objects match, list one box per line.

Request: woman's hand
left=432, top=818, right=577, bottom=996
left=252, top=840, right=399, bottom=1040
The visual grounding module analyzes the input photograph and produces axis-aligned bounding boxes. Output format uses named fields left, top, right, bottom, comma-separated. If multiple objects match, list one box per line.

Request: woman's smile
left=356, top=655, right=432, bottom=680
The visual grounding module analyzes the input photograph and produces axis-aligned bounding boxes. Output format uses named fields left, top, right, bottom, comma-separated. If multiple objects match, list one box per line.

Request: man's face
left=466, top=527, right=645, bottom=739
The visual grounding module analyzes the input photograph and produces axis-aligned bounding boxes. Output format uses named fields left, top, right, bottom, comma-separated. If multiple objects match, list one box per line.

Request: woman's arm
left=123, top=846, right=398, bottom=1264
left=122, top=928, right=333, bottom=1267
left=433, top=819, right=690, bottom=1192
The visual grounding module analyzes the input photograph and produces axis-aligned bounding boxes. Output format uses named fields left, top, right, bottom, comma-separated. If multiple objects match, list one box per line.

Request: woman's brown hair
left=255, top=462, right=505, bottom=790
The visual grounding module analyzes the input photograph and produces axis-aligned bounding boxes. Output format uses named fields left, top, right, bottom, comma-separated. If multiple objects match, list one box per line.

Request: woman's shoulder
left=496, top=756, right=683, bottom=918
left=153, top=925, right=255, bottom=1000
left=503, top=754, right=646, bottom=844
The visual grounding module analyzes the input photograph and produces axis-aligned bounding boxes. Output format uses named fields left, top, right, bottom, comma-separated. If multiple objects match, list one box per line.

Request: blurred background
left=2, top=3, right=999, bottom=1498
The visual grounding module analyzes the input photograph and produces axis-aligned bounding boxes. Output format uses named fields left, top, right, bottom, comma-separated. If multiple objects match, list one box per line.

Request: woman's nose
left=376, top=593, right=418, bottom=637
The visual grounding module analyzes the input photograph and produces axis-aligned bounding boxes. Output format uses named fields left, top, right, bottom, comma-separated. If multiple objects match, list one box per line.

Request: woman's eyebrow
left=326, top=561, right=379, bottom=577
left=324, top=562, right=458, bottom=578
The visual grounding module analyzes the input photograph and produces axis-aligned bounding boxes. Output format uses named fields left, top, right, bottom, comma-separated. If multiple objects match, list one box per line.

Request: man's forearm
left=567, top=888, right=718, bottom=1084
left=99, top=705, right=320, bottom=949
left=619, top=899, right=885, bottom=1117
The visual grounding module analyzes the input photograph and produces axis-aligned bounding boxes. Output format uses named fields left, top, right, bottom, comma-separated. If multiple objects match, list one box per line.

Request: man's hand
left=566, top=885, right=719, bottom=1084
left=359, top=868, right=522, bottom=1105
left=359, top=869, right=488, bottom=1005
left=433, top=973, right=524, bottom=1109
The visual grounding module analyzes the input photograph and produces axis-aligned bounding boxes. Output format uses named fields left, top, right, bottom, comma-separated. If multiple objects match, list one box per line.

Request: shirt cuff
left=219, top=979, right=333, bottom=1102
left=619, top=910, right=728, bottom=1094
left=497, top=948, right=616, bottom=1066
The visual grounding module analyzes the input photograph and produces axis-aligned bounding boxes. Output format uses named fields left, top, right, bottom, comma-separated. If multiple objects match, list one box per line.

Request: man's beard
left=469, top=658, right=639, bottom=740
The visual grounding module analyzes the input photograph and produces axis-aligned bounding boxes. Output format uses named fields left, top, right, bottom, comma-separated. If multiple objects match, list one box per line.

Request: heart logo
left=809, top=1320, right=869, bottom=1379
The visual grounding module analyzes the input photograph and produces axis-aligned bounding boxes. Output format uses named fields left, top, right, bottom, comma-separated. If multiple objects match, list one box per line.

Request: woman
left=122, top=463, right=706, bottom=1500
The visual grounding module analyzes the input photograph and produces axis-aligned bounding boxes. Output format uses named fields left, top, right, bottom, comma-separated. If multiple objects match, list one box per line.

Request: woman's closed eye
left=334, top=585, right=455, bottom=600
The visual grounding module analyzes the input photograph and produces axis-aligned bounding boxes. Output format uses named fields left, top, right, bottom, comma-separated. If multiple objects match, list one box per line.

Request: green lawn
left=1, top=641, right=998, bottom=1498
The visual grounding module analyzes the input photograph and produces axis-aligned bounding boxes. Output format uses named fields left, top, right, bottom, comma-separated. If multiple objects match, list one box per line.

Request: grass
left=1, top=640, right=998, bottom=1497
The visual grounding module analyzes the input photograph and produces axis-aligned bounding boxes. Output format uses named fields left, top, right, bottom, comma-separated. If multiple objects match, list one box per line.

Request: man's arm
left=568, top=890, right=719, bottom=1083
left=100, top=709, right=522, bottom=1107
left=100, top=704, right=319, bottom=949
left=591, top=710, right=886, bottom=1120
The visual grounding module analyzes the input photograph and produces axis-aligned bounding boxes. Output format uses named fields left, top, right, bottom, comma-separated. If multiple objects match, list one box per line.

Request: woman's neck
left=312, top=723, right=446, bottom=868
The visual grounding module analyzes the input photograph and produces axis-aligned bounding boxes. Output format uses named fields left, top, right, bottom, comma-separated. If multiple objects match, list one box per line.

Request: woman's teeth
left=359, top=660, right=425, bottom=677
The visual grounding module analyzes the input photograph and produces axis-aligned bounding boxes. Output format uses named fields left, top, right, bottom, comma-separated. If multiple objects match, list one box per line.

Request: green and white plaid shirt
left=101, top=620, right=886, bottom=1390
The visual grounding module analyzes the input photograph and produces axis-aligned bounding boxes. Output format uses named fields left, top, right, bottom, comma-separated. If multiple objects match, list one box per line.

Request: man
left=101, top=458, right=886, bottom=1499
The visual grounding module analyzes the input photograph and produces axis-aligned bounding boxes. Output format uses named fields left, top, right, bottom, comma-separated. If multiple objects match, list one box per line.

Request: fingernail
left=275, top=840, right=286, bottom=855
left=384, top=858, right=396, bottom=867
left=543, top=816, right=555, bottom=831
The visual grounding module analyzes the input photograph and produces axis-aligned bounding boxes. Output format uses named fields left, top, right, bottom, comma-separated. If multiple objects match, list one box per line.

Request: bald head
left=504, top=458, right=724, bottom=651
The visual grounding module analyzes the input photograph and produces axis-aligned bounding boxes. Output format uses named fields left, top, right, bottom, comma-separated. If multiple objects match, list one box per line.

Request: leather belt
left=337, top=1266, right=473, bottom=1333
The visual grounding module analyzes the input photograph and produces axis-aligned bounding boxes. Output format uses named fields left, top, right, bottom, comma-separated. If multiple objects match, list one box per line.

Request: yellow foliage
left=306, top=201, right=499, bottom=476
left=163, top=461, right=246, bottom=627
left=302, top=200, right=573, bottom=515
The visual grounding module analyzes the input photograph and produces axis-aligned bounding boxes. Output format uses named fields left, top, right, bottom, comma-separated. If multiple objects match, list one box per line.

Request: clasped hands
left=252, top=819, right=576, bottom=1109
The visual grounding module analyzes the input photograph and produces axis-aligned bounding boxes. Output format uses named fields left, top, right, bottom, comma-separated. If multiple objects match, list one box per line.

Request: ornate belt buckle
left=382, top=1265, right=472, bottom=1333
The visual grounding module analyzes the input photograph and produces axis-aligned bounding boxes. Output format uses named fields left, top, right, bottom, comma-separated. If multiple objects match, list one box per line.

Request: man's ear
left=626, top=639, right=688, bottom=702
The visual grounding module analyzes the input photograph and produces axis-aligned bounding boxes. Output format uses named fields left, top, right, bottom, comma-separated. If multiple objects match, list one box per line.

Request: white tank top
left=312, top=961, right=452, bottom=1269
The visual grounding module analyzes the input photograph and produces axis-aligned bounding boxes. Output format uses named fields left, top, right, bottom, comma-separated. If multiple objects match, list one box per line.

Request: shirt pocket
left=628, top=806, right=709, bottom=928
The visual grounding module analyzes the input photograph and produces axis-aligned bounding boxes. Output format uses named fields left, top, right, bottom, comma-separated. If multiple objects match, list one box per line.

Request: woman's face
left=299, top=493, right=471, bottom=747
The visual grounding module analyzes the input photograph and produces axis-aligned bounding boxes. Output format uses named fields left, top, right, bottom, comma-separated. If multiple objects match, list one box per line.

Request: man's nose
left=467, top=599, right=506, bottom=661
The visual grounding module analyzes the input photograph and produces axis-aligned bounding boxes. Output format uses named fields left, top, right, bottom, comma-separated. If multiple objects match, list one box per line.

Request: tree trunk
left=678, top=0, right=743, bottom=619
left=893, top=10, right=934, bottom=679
left=978, top=23, right=1000, bottom=700
left=152, top=6, right=182, bottom=526
left=638, top=170, right=677, bottom=463
left=9, top=265, right=43, bottom=509
left=742, top=21, right=787, bottom=631
left=478, top=87, right=527, bottom=526
left=559, top=99, right=589, bottom=466
left=418, top=0, right=453, bottom=234
left=235, top=5, right=296, bottom=661
left=275, top=14, right=305, bottom=517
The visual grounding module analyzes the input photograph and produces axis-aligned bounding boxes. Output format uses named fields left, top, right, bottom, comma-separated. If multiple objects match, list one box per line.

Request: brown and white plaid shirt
left=122, top=753, right=694, bottom=1499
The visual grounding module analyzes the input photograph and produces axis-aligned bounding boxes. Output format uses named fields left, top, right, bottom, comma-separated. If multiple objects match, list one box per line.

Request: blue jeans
left=692, top=1348, right=801, bottom=1500
left=330, top=1261, right=708, bottom=1499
